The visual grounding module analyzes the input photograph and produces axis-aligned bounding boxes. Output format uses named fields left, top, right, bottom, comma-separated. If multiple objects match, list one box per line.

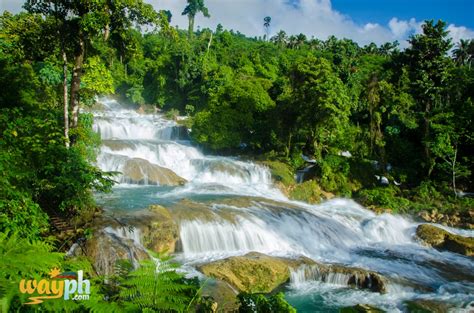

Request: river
left=92, top=97, right=474, bottom=312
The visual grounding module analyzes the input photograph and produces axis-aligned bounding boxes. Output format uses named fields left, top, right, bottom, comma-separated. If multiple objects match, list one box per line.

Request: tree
left=453, top=39, right=473, bottom=68
left=271, top=30, right=287, bottom=47
left=24, top=0, right=157, bottom=145
left=264, top=16, right=271, bottom=41
left=182, top=0, right=210, bottom=38
left=405, top=20, right=453, bottom=176
left=285, top=55, right=352, bottom=159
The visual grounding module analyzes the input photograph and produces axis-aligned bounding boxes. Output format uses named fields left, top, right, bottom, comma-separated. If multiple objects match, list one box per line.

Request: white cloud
left=146, top=0, right=399, bottom=45
left=388, top=17, right=421, bottom=38
left=447, top=24, right=474, bottom=45
left=2, top=0, right=474, bottom=47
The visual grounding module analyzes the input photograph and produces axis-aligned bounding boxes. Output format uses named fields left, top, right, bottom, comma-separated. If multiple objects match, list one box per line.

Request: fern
left=0, top=231, right=63, bottom=312
left=118, top=254, right=200, bottom=312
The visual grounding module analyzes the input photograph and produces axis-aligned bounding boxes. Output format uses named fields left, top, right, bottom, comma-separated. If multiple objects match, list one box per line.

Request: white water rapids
left=92, top=98, right=474, bottom=312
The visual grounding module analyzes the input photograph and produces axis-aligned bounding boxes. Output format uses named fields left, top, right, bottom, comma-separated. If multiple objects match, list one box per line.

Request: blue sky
left=330, top=0, right=474, bottom=29
left=2, top=0, right=473, bottom=46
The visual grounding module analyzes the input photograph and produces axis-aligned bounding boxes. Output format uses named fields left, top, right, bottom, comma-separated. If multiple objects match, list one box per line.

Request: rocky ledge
left=69, top=205, right=179, bottom=275
left=416, top=223, right=473, bottom=256
left=198, top=252, right=387, bottom=294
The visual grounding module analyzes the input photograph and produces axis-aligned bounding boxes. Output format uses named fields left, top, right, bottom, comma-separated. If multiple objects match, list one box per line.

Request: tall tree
left=453, top=39, right=473, bottom=68
left=24, top=0, right=157, bottom=145
left=405, top=20, right=453, bottom=176
left=263, top=16, right=271, bottom=41
left=271, top=30, right=287, bottom=47
left=182, top=0, right=210, bottom=38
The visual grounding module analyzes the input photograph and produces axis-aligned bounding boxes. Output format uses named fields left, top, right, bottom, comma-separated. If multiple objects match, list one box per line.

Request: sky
left=1, top=0, right=473, bottom=47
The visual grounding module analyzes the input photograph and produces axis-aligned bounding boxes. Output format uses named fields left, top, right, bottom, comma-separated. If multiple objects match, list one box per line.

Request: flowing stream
left=93, top=98, right=474, bottom=312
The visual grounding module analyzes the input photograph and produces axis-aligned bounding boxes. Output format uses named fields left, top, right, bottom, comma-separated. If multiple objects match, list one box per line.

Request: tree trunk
left=423, top=101, right=434, bottom=176
left=104, top=23, right=110, bottom=41
left=69, top=34, right=85, bottom=138
left=452, top=146, right=457, bottom=197
left=286, top=132, right=292, bottom=158
left=188, top=15, right=195, bottom=38
left=62, top=49, right=70, bottom=149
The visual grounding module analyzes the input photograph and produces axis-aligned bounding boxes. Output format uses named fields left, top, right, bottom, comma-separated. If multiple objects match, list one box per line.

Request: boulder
left=294, top=263, right=387, bottom=293
left=201, top=279, right=239, bottom=312
left=106, top=205, right=180, bottom=254
left=340, top=304, right=385, bottom=313
left=122, top=158, right=187, bottom=186
left=416, top=224, right=474, bottom=256
left=69, top=205, right=180, bottom=276
left=139, top=205, right=180, bottom=253
left=69, top=228, right=149, bottom=276
left=198, top=252, right=294, bottom=293
left=404, top=299, right=453, bottom=313
left=198, top=252, right=387, bottom=294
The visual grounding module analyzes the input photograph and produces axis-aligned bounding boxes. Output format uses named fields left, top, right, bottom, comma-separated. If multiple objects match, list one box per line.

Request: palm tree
left=453, top=39, right=473, bottom=68
left=263, top=16, right=271, bottom=41
left=287, top=35, right=297, bottom=49
left=271, top=30, right=287, bottom=47
left=182, top=0, right=210, bottom=38
left=295, top=33, right=307, bottom=49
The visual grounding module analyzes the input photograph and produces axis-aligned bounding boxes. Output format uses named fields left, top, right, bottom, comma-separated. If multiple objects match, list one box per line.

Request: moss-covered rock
left=259, top=160, right=295, bottom=187
left=416, top=224, right=474, bottom=256
left=289, top=180, right=334, bottom=204
left=122, top=158, right=187, bottom=186
left=404, top=299, right=453, bottom=313
left=70, top=204, right=180, bottom=275
left=140, top=205, right=180, bottom=253
left=70, top=228, right=149, bottom=276
left=297, top=263, right=387, bottom=293
left=198, top=252, right=388, bottom=294
left=340, top=304, right=385, bottom=313
left=198, top=252, right=294, bottom=293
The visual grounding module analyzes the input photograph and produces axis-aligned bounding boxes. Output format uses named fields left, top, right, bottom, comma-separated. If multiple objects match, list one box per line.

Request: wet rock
left=122, top=158, right=187, bottom=186
left=69, top=205, right=179, bottom=275
left=404, top=299, right=453, bottom=313
left=295, top=263, right=387, bottom=293
left=139, top=205, right=180, bottom=253
left=106, top=205, right=180, bottom=254
left=102, top=140, right=134, bottom=151
left=201, top=279, right=239, bottom=312
left=198, top=252, right=294, bottom=293
left=416, top=224, right=474, bottom=256
left=69, top=228, right=149, bottom=276
left=198, top=252, right=388, bottom=294
left=340, top=304, right=385, bottom=313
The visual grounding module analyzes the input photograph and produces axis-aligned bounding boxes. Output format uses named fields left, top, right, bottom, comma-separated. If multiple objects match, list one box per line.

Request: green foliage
left=166, top=108, right=181, bottom=120
left=318, top=155, right=351, bottom=195
left=116, top=255, right=201, bottom=312
left=237, top=292, right=296, bottom=313
left=82, top=56, right=114, bottom=98
left=0, top=232, right=63, bottom=312
left=357, top=187, right=411, bottom=213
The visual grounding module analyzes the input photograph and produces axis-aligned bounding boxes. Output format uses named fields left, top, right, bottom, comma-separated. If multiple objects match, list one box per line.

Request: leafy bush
left=357, top=187, right=411, bottom=213
left=166, top=108, right=181, bottom=121
left=319, top=155, right=351, bottom=195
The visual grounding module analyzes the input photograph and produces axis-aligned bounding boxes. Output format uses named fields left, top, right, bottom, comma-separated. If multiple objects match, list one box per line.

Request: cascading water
left=93, top=97, right=474, bottom=312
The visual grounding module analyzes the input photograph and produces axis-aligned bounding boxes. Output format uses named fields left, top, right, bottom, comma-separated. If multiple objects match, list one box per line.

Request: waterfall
left=92, top=97, right=474, bottom=311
